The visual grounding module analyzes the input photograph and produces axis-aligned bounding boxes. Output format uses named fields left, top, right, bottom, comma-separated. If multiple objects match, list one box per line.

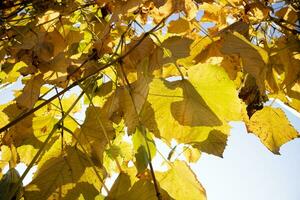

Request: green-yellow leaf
left=141, top=78, right=221, bottom=144
left=132, top=126, right=156, bottom=173
left=188, top=63, right=242, bottom=121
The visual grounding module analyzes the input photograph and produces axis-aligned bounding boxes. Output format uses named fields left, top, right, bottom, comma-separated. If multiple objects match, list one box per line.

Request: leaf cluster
left=0, top=0, right=299, bottom=199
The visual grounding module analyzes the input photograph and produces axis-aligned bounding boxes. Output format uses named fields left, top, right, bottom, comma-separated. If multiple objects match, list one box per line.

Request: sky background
left=193, top=119, right=300, bottom=200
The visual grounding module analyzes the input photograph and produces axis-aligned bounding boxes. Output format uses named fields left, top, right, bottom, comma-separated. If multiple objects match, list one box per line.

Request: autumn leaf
left=193, top=129, right=228, bottom=157
left=24, top=146, right=104, bottom=200
left=77, top=106, right=115, bottom=162
left=245, top=106, right=299, bottom=154
left=107, top=168, right=171, bottom=200
left=0, top=0, right=299, bottom=199
left=132, top=125, right=156, bottom=173
left=220, top=31, right=269, bottom=93
left=156, top=161, right=206, bottom=200
left=16, top=74, right=44, bottom=109
left=168, top=18, right=191, bottom=34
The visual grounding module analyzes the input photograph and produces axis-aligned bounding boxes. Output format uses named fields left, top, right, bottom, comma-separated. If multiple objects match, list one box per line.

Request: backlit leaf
left=246, top=106, right=299, bottom=154
left=16, top=74, right=44, bottom=109
left=132, top=126, right=156, bottom=173
left=221, top=31, right=269, bottom=92
left=24, top=146, right=104, bottom=200
left=156, top=161, right=206, bottom=200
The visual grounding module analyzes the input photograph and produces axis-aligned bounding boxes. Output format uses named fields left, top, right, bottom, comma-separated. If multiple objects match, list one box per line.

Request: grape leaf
left=16, top=74, right=44, bottom=109
left=132, top=126, right=156, bottom=173
left=156, top=160, right=206, bottom=200
left=246, top=106, right=299, bottom=154
left=221, top=31, right=269, bottom=92
left=24, top=146, right=104, bottom=200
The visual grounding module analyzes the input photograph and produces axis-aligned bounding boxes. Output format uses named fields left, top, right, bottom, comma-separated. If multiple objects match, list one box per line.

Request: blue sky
left=194, top=120, right=300, bottom=200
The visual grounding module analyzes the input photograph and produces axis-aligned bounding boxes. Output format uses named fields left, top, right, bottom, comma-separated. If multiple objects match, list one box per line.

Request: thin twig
left=55, top=87, right=65, bottom=152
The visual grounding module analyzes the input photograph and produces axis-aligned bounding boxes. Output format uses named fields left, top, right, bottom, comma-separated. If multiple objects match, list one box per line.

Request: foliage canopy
left=0, top=0, right=299, bottom=199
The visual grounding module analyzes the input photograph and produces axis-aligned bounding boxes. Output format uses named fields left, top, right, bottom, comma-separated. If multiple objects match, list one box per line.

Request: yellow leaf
left=0, top=145, right=11, bottom=162
left=150, top=36, right=193, bottom=73
left=107, top=168, right=171, bottom=200
left=1, top=104, right=34, bottom=147
left=142, top=63, right=240, bottom=145
left=168, top=18, right=190, bottom=34
left=0, top=146, right=11, bottom=179
left=141, top=78, right=222, bottom=143
left=156, top=161, right=206, bottom=200
left=25, top=146, right=104, bottom=200
left=16, top=74, right=44, bottom=109
left=199, top=3, right=222, bottom=22
left=184, top=146, right=201, bottom=163
left=77, top=106, right=115, bottom=162
left=100, top=76, right=149, bottom=134
left=132, top=126, right=156, bottom=173
left=37, top=10, right=60, bottom=31
left=194, top=129, right=228, bottom=157
left=221, top=31, right=269, bottom=92
left=152, top=0, right=198, bottom=22
left=0, top=61, right=27, bottom=83
left=40, top=53, right=71, bottom=73
left=123, top=37, right=156, bottom=72
left=188, top=63, right=242, bottom=121
left=35, top=29, right=66, bottom=62
left=245, top=106, right=299, bottom=154
left=247, top=3, right=270, bottom=21
left=274, top=37, right=300, bottom=87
